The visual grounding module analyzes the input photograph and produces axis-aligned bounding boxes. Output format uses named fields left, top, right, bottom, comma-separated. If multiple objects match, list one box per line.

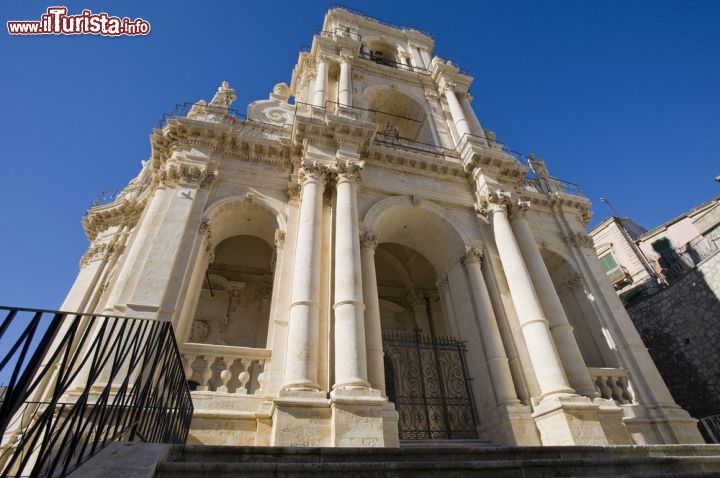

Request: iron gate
left=383, top=328, right=478, bottom=440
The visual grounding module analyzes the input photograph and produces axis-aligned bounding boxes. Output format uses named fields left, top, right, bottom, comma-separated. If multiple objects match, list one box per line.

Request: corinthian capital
left=475, top=189, right=513, bottom=216
left=297, top=161, right=329, bottom=186
left=334, top=161, right=362, bottom=184
left=511, top=199, right=531, bottom=218
left=359, top=231, right=379, bottom=250
left=461, top=247, right=484, bottom=267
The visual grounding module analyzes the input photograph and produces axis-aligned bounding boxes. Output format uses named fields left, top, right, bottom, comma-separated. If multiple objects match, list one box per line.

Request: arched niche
left=363, top=86, right=434, bottom=143
left=542, top=247, right=619, bottom=368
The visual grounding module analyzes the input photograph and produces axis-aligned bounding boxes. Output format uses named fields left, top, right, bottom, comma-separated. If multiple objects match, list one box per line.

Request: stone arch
left=359, top=84, right=436, bottom=143
left=541, top=247, right=619, bottom=368
left=363, top=195, right=475, bottom=272
left=203, top=194, right=287, bottom=247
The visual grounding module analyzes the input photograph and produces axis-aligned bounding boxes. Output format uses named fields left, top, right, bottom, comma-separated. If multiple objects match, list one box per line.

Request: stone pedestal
left=330, top=388, right=388, bottom=447
left=271, top=390, right=331, bottom=447
left=532, top=395, right=609, bottom=446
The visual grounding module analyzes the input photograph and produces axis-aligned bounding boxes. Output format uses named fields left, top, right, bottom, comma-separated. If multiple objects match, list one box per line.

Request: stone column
left=510, top=203, right=598, bottom=397
left=478, top=190, right=574, bottom=398
left=461, top=248, right=520, bottom=405
left=313, top=54, right=329, bottom=107
left=282, top=164, right=327, bottom=390
left=333, top=165, right=370, bottom=389
left=441, top=82, right=471, bottom=140
left=338, top=54, right=352, bottom=107
left=360, top=231, right=385, bottom=395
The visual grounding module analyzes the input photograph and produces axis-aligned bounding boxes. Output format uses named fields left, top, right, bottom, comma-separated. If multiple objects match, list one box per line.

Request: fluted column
left=313, top=54, right=329, bottom=107
left=360, top=231, right=385, bottom=395
left=333, top=165, right=370, bottom=389
left=338, top=53, right=352, bottom=106
left=461, top=248, right=520, bottom=405
left=441, top=82, right=471, bottom=140
left=282, top=164, right=327, bottom=390
left=478, top=190, right=574, bottom=398
left=510, top=202, right=598, bottom=397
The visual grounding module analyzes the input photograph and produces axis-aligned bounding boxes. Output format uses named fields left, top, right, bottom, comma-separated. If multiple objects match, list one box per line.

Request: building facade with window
left=62, top=7, right=702, bottom=447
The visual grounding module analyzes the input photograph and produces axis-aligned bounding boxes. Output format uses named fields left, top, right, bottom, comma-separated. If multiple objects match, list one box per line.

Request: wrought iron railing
left=88, top=173, right=153, bottom=210
left=374, top=132, right=458, bottom=158
left=155, top=102, right=246, bottom=129
left=520, top=176, right=583, bottom=196
left=700, top=413, right=720, bottom=443
left=328, top=5, right=432, bottom=36
left=0, top=307, right=193, bottom=478
left=357, top=51, right=431, bottom=75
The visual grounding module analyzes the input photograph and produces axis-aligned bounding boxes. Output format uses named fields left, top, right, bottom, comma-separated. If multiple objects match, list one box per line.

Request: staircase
left=149, top=443, right=720, bottom=477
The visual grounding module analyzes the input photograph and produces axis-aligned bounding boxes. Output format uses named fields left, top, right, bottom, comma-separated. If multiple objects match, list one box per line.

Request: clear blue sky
left=1, top=1, right=718, bottom=310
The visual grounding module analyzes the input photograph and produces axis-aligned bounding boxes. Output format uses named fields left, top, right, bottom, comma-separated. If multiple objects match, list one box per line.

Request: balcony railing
left=520, top=176, right=583, bottom=196
left=0, top=306, right=193, bottom=478
left=358, top=51, right=430, bottom=75
left=88, top=173, right=153, bottom=210
left=588, top=367, right=634, bottom=404
left=374, top=132, right=458, bottom=158
left=328, top=5, right=432, bottom=37
left=700, top=413, right=720, bottom=443
left=181, top=343, right=271, bottom=395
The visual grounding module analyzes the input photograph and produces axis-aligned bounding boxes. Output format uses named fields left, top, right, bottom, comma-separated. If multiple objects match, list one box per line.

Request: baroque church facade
left=65, top=7, right=702, bottom=447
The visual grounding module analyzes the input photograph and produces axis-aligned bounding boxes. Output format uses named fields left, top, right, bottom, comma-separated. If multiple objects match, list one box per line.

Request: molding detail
left=475, top=189, right=513, bottom=216
left=274, top=229, right=286, bottom=248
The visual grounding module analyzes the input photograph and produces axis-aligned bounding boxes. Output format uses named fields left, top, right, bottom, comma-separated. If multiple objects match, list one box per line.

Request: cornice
left=365, top=149, right=469, bottom=186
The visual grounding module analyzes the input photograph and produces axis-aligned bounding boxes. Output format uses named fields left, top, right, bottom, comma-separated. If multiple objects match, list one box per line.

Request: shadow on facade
left=625, top=250, right=720, bottom=441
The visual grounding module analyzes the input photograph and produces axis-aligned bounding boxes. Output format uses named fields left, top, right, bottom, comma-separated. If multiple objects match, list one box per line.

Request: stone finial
left=209, top=81, right=237, bottom=109
left=272, top=82, right=291, bottom=100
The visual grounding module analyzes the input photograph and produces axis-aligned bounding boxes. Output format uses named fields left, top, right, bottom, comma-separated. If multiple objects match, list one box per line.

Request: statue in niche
left=383, top=121, right=400, bottom=140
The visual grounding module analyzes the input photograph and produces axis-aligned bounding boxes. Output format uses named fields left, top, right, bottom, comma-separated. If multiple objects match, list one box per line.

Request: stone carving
left=435, top=276, right=449, bottom=291
left=209, top=81, right=237, bottom=109
left=79, top=242, right=113, bottom=267
left=190, top=320, right=209, bottom=343
left=247, top=82, right=296, bottom=126
left=287, top=182, right=301, bottom=204
left=333, top=161, right=362, bottom=183
left=511, top=200, right=531, bottom=218
left=298, top=162, right=330, bottom=185
left=475, top=189, right=513, bottom=216
left=528, top=154, right=550, bottom=179
left=406, top=288, right=426, bottom=306
left=274, top=229, right=286, bottom=248
left=199, top=220, right=210, bottom=235
left=565, top=232, right=594, bottom=249
left=461, top=247, right=484, bottom=266
left=359, top=231, right=379, bottom=250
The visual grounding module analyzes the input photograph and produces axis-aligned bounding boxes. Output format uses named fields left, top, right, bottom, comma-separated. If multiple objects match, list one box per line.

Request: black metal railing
left=155, top=102, right=246, bottom=130
left=374, top=132, right=458, bottom=158
left=520, top=175, right=583, bottom=196
left=88, top=174, right=153, bottom=210
left=700, top=413, right=720, bottom=443
left=328, top=5, right=432, bottom=36
left=0, top=307, right=193, bottom=478
left=358, top=51, right=430, bottom=75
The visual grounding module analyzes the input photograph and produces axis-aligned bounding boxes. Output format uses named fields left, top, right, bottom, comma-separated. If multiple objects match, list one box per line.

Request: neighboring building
left=58, top=7, right=702, bottom=448
left=589, top=197, right=720, bottom=426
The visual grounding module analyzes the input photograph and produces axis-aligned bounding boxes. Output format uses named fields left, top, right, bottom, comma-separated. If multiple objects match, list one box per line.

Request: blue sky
left=0, top=0, right=718, bottom=310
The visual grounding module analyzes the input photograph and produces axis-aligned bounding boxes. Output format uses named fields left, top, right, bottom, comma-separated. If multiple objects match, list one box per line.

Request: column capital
left=475, top=189, right=513, bottom=216
left=333, top=161, right=362, bottom=184
left=359, top=231, right=379, bottom=250
left=339, top=52, right=354, bottom=63
left=510, top=199, right=531, bottom=219
left=317, top=53, right=331, bottom=63
left=438, top=80, right=457, bottom=96
left=435, top=275, right=449, bottom=291
left=461, top=247, right=484, bottom=267
left=298, top=162, right=330, bottom=186
left=406, top=288, right=426, bottom=307
left=274, top=229, right=286, bottom=249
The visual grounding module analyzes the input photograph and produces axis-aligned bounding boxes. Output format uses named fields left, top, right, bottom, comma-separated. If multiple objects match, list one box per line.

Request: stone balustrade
left=181, top=343, right=271, bottom=395
left=588, top=367, right=634, bottom=404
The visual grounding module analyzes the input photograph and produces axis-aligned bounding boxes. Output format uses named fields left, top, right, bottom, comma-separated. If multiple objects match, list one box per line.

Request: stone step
left=156, top=455, right=720, bottom=477
left=168, top=444, right=720, bottom=464
left=400, top=439, right=498, bottom=448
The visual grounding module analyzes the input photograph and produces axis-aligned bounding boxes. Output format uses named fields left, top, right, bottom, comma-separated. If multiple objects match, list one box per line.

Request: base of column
left=626, top=405, right=705, bottom=444
left=533, top=394, right=617, bottom=445
left=330, top=387, right=393, bottom=447
left=271, top=389, right=331, bottom=447
left=480, top=403, right=541, bottom=446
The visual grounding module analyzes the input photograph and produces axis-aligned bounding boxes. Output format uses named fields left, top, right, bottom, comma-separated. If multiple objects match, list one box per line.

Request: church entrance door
left=383, top=328, right=478, bottom=440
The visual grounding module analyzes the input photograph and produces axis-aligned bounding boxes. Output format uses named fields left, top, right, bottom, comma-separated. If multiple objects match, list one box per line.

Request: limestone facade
left=63, top=7, right=703, bottom=447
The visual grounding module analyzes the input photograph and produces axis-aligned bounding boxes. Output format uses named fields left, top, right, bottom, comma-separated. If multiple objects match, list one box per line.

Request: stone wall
left=626, top=249, right=720, bottom=419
